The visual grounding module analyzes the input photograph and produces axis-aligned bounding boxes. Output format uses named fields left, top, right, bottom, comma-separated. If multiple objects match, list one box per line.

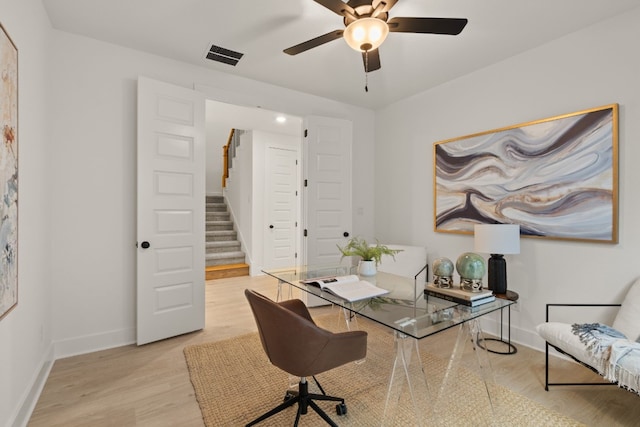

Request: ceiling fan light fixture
left=343, top=17, right=389, bottom=52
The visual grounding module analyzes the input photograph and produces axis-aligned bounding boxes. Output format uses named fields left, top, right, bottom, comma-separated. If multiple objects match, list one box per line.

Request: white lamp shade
left=343, top=17, right=389, bottom=52
left=474, top=224, right=520, bottom=255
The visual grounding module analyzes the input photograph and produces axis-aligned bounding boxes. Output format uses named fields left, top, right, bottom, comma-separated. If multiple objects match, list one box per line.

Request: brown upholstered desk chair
left=244, top=289, right=368, bottom=427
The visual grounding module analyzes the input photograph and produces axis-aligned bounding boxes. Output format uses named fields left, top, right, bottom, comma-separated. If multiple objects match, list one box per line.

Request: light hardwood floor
left=29, top=275, right=639, bottom=426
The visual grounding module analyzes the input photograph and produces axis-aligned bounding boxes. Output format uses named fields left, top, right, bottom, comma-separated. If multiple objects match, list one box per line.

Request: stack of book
left=424, top=283, right=495, bottom=307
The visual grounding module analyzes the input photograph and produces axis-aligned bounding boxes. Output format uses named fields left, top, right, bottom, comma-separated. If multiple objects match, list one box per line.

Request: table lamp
left=474, top=224, right=520, bottom=294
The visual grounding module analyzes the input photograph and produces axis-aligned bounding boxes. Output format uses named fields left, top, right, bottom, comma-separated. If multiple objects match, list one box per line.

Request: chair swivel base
left=246, top=378, right=347, bottom=427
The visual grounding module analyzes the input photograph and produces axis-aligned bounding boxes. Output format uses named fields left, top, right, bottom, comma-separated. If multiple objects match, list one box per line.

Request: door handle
left=140, top=241, right=150, bottom=249
left=343, top=232, right=350, bottom=237
left=269, top=225, right=274, bottom=229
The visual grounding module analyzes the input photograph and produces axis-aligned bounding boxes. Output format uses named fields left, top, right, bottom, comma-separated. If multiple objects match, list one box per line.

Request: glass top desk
left=263, top=265, right=514, bottom=426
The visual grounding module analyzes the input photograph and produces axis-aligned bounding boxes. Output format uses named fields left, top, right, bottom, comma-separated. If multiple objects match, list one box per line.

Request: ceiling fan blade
left=387, top=17, right=468, bottom=35
left=362, top=48, right=381, bottom=72
left=313, top=0, right=356, bottom=17
left=372, top=0, right=398, bottom=14
left=283, top=30, right=344, bottom=55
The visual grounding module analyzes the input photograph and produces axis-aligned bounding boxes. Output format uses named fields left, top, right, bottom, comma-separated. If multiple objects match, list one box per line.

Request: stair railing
left=222, top=129, right=244, bottom=188
left=222, top=129, right=233, bottom=188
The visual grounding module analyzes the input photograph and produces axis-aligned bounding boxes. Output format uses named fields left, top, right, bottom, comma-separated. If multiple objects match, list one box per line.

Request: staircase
left=205, top=195, right=249, bottom=280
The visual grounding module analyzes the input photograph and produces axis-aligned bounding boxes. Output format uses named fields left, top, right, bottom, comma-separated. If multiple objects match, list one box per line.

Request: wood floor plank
left=29, top=275, right=639, bottom=426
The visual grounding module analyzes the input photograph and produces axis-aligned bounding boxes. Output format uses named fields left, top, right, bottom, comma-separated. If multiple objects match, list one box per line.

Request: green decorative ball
left=433, top=257, right=454, bottom=277
left=456, top=252, right=486, bottom=280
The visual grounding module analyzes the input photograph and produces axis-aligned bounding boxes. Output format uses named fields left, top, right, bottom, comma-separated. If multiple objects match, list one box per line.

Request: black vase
left=487, top=254, right=507, bottom=294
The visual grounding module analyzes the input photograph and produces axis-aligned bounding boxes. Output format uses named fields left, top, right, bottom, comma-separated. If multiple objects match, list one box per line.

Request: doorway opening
left=205, top=100, right=303, bottom=278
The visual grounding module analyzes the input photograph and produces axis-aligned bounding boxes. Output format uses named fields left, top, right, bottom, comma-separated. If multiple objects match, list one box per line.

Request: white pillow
left=612, top=278, right=640, bottom=342
left=536, top=322, right=608, bottom=373
left=376, top=245, right=428, bottom=282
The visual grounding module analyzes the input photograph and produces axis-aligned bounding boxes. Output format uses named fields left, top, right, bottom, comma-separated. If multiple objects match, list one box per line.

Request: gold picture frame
left=433, top=104, right=619, bottom=244
left=0, top=23, right=18, bottom=320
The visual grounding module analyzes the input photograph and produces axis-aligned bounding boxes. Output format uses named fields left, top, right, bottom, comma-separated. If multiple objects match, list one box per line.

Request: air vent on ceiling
left=206, top=44, right=244, bottom=66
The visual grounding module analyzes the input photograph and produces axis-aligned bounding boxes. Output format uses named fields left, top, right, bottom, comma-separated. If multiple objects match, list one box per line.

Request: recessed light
left=275, top=115, right=287, bottom=124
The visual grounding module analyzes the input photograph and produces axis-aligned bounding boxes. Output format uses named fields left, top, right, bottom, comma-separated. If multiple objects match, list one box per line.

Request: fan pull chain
left=364, top=50, right=369, bottom=92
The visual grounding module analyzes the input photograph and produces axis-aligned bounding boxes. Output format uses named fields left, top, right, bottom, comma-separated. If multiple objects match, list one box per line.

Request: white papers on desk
left=300, top=274, right=389, bottom=302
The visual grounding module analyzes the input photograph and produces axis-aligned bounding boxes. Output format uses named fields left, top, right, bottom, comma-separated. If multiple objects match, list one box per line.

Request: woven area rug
left=184, top=314, right=584, bottom=426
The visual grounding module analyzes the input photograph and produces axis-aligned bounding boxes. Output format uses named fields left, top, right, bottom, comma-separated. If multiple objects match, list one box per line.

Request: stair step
left=206, top=241, right=241, bottom=252
left=206, top=203, right=227, bottom=212
left=206, top=251, right=246, bottom=266
left=206, top=248, right=241, bottom=256
left=206, top=195, right=224, bottom=203
left=206, top=250, right=245, bottom=259
left=203, top=197, right=247, bottom=274
left=206, top=212, right=230, bottom=220
left=206, top=263, right=249, bottom=280
left=206, top=230, right=237, bottom=241
left=206, top=220, right=234, bottom=231
left=206, top=257, right=246, bottom=267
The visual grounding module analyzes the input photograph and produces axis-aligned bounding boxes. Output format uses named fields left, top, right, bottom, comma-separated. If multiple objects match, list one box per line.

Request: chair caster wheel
left=283, top=391, right=297, bottom=402
left=336, top=403, right=347, bottom=416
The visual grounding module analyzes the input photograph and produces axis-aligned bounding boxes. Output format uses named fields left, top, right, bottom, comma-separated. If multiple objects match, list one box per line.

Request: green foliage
left=337, top=237, right=402, bottom=266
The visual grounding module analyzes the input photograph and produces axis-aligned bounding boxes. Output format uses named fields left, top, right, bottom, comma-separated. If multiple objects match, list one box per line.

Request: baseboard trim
left=479, top=315, right=546, bottom=353
left=54, top=327, right=136, bottom=360
left=10, top=329, right=136, bottom=427
left=9, top=344, right=54, bottom=427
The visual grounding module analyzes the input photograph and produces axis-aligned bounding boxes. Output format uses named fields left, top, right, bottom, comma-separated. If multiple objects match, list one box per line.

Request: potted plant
left=337, top=237, right=402, bottom=276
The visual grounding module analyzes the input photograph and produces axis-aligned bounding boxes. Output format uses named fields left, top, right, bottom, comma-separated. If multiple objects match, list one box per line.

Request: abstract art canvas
left=0, top=23, right=17, bottom=320
left=434, top=104, right=618, bottom=243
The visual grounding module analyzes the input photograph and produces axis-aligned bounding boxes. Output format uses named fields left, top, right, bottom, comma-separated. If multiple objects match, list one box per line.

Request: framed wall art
left=0, top=23, right=18, bottom=320
left=433, top=104, right=618, bottom=244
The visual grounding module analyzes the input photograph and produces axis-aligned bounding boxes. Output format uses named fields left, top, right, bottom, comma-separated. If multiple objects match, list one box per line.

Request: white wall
left=375, top=8, right=640, bottom=350
left=224, top=131, right=254, bottom=268
left=205, top=101, right=303, bottom=196
left=0, top=1, right=53, bottom=426
left=47, top=29, right=375, bottom=358
left=204, top=106, right=227, bottom=196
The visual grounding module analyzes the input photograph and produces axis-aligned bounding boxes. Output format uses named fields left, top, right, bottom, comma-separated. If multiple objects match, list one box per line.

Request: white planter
left=358, top=260, right=376, bottom=276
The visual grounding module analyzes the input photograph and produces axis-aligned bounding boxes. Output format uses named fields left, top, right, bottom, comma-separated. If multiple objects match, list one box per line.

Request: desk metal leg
left=382, top=332, right=432, bottom=427
left=477, top=305, right=517, bottom=355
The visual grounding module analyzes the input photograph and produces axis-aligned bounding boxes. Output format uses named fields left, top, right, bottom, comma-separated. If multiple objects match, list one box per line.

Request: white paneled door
left=136, top=77, right=206, bottom=345
left=303, top=116, right=353, bottom=266
left=264, top=147, right=298, bottom=269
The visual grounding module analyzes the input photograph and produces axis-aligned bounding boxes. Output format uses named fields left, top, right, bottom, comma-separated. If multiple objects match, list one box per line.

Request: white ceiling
left=206, top=100, right=302, bottom=136
left=43, top=0, right=640, bottom=110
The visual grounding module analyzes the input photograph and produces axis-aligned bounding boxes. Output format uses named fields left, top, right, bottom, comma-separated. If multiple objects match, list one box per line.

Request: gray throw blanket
left=571, top=322, right=626, bottom=360
left=572, top=323, right=640, bottom=395
left=607, top=340, right=640, bottom=394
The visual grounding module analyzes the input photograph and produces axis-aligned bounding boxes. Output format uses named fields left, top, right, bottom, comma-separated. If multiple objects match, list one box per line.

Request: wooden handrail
left=222, top=129, right=234, bottom=188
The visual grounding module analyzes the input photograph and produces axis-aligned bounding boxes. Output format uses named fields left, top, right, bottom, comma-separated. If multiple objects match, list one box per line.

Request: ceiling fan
left=284, top=0, right=468, bottom=73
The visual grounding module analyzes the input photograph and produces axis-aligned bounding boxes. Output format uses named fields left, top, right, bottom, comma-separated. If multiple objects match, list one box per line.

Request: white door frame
left=194, top=85, right=355, bottom=270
